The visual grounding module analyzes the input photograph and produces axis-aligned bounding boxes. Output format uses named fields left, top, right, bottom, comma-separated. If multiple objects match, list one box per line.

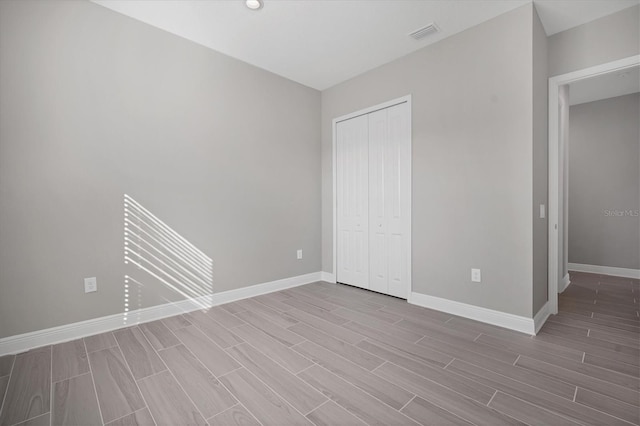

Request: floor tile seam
left=294, top=362, right=319, bottom=378
left=138, top=321, right=184, bottom=352
left=112, top=338, right=157, bottom=426
left=355, top=336, right=453, bottom=371
left=397, top=394, right=416, bottom=412
left=486, top=390, right=498, bottom=407
left=160, top=315, right=191, bottom=332
left=306, top=361, right=421, bottom=426
left=174, top=317, right=244, bottom=362
left=84, top=337, right=118, bottom=354
left=244, top=298, right=300, bottom=320
left=377, top=361, right=496, bottom=425
left=0, top=355, right=15, bottom=420
left=154, top=360, right=210, bottom=425
left=302, top=398, right=331, bottom=417
left=52, top=371, right=93, bottom=386
left=125, top=326, right=171, bottom=378
left=305, top=397, right=370, bottom=426
left=285, top=314, right=368, bottom=347
left=188, top=315, right=244, bottom=348
left=104, top=407, right=150, bottom=426
left=490, top=389, right=595, bottom=426
left=208, top=368, right=263, bottom=426
left=6, top=412, right=51, bottom=426
left=417, top=331, right=520, bottom=365
left=550, top=317, right=640, bottom=335
left=204, top=401, right=263, bottom=426
left=223, top=361, right=324, bottom=424
left=83, top=339, right=106, bottom=426
left=542, top=326, right=640, bottom=357
left=290, top=332, right=390, bottom=375
left=373, top=356, right=498, bottom=406
left=571, top=387, right=640, bottom=425
left=443, top=353, right=580, bottom=402
left=534, top=332, right=639, bottom=361
left=514, top=353, right=640, bottom=399
left=273, top=293, right=341, bottom=313
left=204, top=402, right=238, bottom=421
left=225, top=338, right=314, bottom=377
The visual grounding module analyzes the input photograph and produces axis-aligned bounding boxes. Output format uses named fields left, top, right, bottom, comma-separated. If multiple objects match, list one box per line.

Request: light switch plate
left=540, top=204, right=546, bottom=219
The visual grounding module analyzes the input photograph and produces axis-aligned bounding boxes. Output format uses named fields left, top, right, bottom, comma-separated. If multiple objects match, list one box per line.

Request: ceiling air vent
left=409, top=23, right=439, bottom=41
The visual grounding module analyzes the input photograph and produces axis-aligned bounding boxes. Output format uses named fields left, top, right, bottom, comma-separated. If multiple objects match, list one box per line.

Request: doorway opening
left=548, top=55, right=640, bottom=315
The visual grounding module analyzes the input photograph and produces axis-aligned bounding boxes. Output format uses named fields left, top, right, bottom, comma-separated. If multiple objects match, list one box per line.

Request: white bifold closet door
left=336, top=114, right=370, bottom=289
left=336, top=102, right=410, bottom=299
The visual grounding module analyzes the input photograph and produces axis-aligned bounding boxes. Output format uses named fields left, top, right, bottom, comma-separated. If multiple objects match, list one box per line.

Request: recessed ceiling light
left=246, top=0, right=262, bottom=10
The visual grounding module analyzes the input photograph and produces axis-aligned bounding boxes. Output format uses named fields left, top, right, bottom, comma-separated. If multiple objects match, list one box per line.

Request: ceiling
left=570, top=66, right=640, bottom=106
left=92, top=0, right=640, bottom=90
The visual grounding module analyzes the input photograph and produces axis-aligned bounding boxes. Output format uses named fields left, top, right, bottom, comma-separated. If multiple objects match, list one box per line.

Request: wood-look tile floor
left=0, top=272, right=638, bottom=425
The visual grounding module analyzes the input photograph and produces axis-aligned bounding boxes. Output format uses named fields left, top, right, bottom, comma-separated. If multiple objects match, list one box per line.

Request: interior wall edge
left=559, top=273, right=571, bottom=293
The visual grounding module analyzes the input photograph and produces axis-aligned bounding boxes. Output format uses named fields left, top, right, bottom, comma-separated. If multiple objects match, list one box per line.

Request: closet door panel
left=368, top=108, right=389, bottom=294
left=386, top=102, right=410, bottom=298
left=336, top=115, right=369, bottom=289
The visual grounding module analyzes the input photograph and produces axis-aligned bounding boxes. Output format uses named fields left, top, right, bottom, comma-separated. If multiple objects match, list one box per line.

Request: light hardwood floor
left=0, top=272, right=638, bottom=425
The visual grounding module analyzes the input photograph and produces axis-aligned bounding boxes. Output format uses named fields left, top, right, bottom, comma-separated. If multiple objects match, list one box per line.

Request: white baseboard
left=320, top=271, right=336, bottom=283
left=533, top=301, right=551, bottom=334
left=559, top=273, right=571, bottom=293
left=0, top=272, right=321, bottom=356
left=568, top=263, right=640, bottom=279
left=408, top=292, right=537, bottom=335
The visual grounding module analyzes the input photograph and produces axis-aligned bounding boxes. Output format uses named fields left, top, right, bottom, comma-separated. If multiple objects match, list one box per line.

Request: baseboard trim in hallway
left=568, top=263, right=640, bottom=279
left=0, top=272, right=322, bottom=356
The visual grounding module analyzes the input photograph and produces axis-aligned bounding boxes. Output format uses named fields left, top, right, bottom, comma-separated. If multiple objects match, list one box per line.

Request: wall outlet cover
left=84, top=277, right=97, bottom=293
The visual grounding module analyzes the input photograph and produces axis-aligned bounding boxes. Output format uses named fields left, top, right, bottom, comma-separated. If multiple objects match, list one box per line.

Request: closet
left=335, top=99, right=411, bottom=299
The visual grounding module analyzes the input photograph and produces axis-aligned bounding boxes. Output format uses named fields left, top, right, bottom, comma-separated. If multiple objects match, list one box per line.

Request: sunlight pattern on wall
left=123, top=194, right=213, bottom=323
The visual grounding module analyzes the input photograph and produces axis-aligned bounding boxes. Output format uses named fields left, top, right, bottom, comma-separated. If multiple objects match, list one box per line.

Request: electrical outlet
left=471, top=269, right=481, bottom=283
left=297, top=249, right=303, bottom=260
left=84, top=277, right=97, bottom=293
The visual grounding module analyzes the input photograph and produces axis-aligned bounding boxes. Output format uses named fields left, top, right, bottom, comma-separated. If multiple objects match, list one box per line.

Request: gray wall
left=548, top=5, right=640, bottom=77
left=322, top=5, right=536, bottom=317
left=568, top=93, right=640, bottom=270
left=532, top=6, right=549, bottom=314
left=0, top=0, right=321, bottom=338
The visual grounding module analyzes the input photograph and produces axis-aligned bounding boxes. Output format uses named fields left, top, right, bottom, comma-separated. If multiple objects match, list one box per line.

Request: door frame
left=332, top=95, right=412, bottom=298
left=547, top=55, right=639, bottom=314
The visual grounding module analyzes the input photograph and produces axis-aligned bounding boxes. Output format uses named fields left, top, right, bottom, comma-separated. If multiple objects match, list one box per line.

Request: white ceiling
left=92, top=0, right=640, bottom=90
left=534, top=0, right=638, bottom=35
left=570, top=66, right=640, bottom=106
